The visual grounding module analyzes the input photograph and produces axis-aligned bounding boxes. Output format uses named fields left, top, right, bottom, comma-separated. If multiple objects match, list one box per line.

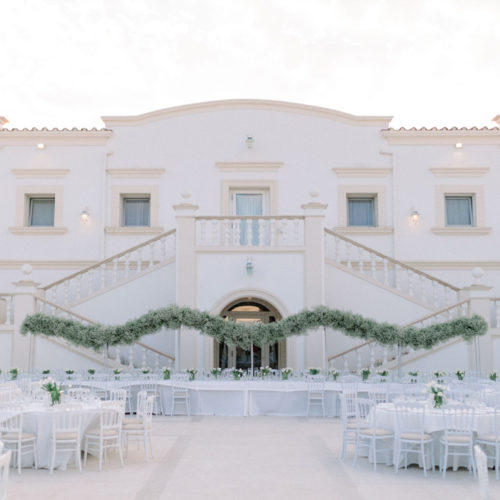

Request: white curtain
left=29, top=198, right=55, bottom=226
left=123, top=198, right=150, bottom=226
left=446, top=197, right=473, bottom=226
left=235, top=194, right=263, bottom=245
left=348, top=199, right=374, bottom=226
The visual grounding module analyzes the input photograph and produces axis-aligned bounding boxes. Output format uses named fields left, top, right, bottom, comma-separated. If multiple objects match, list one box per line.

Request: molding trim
left=106, top=168, right=166, bottom=178
left=0, top=260, right=96, bottom=270
left=431, top=227, right=492, bottom=235
left=216, top=162, right=283, bottom=172
left=430, top=168, right=489, bottom=178
left=333, top=226, right=394, bottom=235
left=405, top=261, right=500, bottom=270
left=11, top=169, right=70, bottom=179
left=8, top=227, right=68, bottom=235
left=0, top=130, right=112, bottom=146
left=382, top=129, right=500, bottom=145
left=104, top=226, right=164, bottom=235
left=102, top=99, right=393, bottom=127
left=332, top=168, right=392, bottom=178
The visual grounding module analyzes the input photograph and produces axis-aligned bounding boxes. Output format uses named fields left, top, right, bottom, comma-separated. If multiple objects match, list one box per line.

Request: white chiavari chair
left=306, top=375, right=325, bottom=418
left=393, top=401, right=434, bottom=477
left=49, top=408, right=82, bottom=474
left=475, top=445, right=490, bottom=500
left=123, top=395, right=154, bottom=461
left=171, top=374, right=190, bottom=416
left=0, top=450, right=12, bottom=500
left=439, top=404, right=476, bottom=479
left=339, top=393, right=357, bottom=461
left=476, top=405, right=500, bottom=480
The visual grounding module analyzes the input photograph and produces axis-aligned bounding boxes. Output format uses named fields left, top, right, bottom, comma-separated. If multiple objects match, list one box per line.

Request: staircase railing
left=324, top=229, right=460, bottom=309
left=41, top=230, right=176, bottom=306
left=35, top=297, right=174, bottom=369
left=0, top=294, right=15, bottom=327
left=327, top=299, right=470, bottom=373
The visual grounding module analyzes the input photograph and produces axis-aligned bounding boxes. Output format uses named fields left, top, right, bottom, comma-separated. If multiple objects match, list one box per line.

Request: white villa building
left=1, top=99, right=500, bottom=376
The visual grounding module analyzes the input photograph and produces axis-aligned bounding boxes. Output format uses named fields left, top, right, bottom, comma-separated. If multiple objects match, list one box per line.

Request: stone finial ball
left=21, top=263, right=33, bottom=276
left=472, top=267, right=484, bottom=279
left=309, top=187, right=320, bottom=198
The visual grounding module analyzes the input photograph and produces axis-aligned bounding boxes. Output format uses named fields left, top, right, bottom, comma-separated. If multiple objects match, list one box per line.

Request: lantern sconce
left=409, top=208, right=420, bottom=225
left=246, top=257, right=254, bottom=275
left=81, top=208, right=90, bottom=224
left=246, top=136, right=254, bottom=148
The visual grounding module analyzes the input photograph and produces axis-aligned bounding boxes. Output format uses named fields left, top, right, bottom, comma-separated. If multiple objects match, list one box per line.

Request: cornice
left=11, top=169, right=70, bottom=179
left=0, top=129, right=112, bottom=147
left=332, top=168, right=392, bottom=178
left=102, top=99, right=393, bottom=128
left=216, top=162, right=283, bottom=172
left=0, top=260, right=96, bottom=270
left=8, top=227, right=68, bottom=235
left=106, top=168, right=166, bottom=178
left=382, top=128, right=500, bottom=145
left=429, top=168, right=489, bottom=178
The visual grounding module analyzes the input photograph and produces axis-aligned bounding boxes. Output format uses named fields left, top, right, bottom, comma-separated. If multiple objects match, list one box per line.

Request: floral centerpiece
left=309, top=368, right=320, bottom=376
left=113, top=368, right=122, bottom=380
left=141, top=367, right=151, bottom=375
left=329, top=369, right=339, bottom=381
left=427, top=381, right=447, bottom=408
left=65, top=369, right=74, bottom=379
left=162, top=367, right=171, bottom=380
left=281, top=367, right=293, bottom=380
left=361, top=368, right=370, bottom=382
left=88, top=368, right=96, bottom=376
left=9, top=368, right=18, bottom=380
left=41, top=377, right=63, bottom=405
left=378, top=370, right=389, bottom=381
left=211, top=367, right=221, bottom=379
left=42, top=369, right=50, bottom=375
left=232, top=368, right=243, bottom=380
left=490, top=371, right=498, bottom=382
left=456, top=370, right=465, bottom=381
left=187, top=369, right=197, bottom=381
left=260, top=366, right=271, bottom=377
left=434, top=371, right=446, bottom=384
left=408, top=371, right=419, bottom=383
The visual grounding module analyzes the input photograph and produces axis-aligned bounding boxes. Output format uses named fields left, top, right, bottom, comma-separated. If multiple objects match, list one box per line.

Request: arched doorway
left=215, top=298, right=285, bottom=371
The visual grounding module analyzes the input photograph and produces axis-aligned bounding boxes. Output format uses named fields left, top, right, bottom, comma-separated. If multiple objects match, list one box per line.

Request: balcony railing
left=196, top=216, right=305, bottom=247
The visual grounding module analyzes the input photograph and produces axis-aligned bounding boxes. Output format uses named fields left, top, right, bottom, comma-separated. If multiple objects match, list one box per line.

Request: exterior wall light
left=455, top=142, right=463, bottom=149
left=246, top=136, right=254, bottom=148
left=410, top=209, right=420, bottom=224
left=246, top=257, right=254, bottom=275
left=81, top=209, right=90, bottom=224
left=37, top=143, right=45, bottom=149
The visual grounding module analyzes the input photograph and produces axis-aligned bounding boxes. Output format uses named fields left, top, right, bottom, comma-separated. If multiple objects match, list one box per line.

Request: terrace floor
left=7, top=416, right=495, bottom=500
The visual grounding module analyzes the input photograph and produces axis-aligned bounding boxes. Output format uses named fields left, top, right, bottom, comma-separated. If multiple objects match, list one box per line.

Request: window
left=28, top=197, right=55, bottom=226
left=347, top=196, right=376, bottom=226
left=445, top=195, right=474, bottom=226
left=122, top=197, right=150, bottom=227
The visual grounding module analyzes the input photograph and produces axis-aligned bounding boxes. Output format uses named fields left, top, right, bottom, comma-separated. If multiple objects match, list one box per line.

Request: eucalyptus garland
left=20, top=305, right=487, bottom=352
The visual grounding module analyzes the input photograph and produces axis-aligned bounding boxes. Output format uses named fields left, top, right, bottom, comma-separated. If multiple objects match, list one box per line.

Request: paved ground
left=6, top=416, right=497, bottom=500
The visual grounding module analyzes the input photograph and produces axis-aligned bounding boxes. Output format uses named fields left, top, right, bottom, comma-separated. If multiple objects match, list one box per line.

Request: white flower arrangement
left=490, top=371, right=498, bottom=382
left=211, top=367, right=222, bottom=378
left=426, top=380, right=449, bottom=408
left=361, top=368, right=370, bottom=381
left=231, top=368, right=244, bottom=380
left=308, top=368, right=320, bottom=375
left=141, top=367, right=151, bottom=374
left=329, top=369, right=339, bottom=380
left=281, top=367, right=293, bottom=380
left=260, top=366, right=271, bottom=376
left=186, top=369, right=197, bottom=380
left=455, top=370, right=465, bottom=381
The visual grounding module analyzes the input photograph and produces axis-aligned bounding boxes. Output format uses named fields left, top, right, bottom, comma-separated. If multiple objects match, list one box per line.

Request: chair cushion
left=1, top=432, right=36, bottom=441
left=346, top=422, right=357, bottom=429
left=360, top=428, right=393, bottom=437
left=123, top=422, right=145, bottom=430
left=400, top=432, right=432, bottom=441
left=55, top=431, right=79, bottom=440
left=85, top=428, right=119, bottom=437
left=123, top=417, right=140, bottom=425
left=476, top=434, right=499, bottom=443
left=440, top=434, right=472, bottom=444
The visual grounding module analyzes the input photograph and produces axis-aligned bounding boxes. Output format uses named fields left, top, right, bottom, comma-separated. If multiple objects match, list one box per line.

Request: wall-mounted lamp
left=246, top=136, right=254, bottom=148
left=455, top=142, right=463, bottom=149
left=245, top=257, right=254, bottom=275
left=37, top=143, right=45, bottom=149
left=80, top=208, right=90, bottom=224
left=410, top=209, right=420, bottom=225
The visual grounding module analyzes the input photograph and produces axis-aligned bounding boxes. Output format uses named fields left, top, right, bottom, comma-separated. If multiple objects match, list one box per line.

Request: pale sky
left=1, top=0, right=499, bottom=129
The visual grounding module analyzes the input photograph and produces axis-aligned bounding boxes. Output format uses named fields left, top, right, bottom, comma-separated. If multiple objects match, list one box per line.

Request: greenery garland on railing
left=20, top=305, right=487, bottom=352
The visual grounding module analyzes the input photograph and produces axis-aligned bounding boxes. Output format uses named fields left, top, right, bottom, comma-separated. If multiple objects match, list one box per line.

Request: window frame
left=27, top=195, right=56, bottom=227
left=121, top=195, right=151, bottom=227
left=346, top=195, right=377, bottom=227
left=444, top=194, right=475, bottom=227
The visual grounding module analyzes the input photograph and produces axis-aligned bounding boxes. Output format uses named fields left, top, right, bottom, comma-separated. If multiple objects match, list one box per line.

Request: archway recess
left=215, top=297, right=286, bottom=371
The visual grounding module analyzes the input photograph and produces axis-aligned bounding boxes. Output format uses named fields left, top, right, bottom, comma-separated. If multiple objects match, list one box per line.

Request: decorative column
left=11, top=264, right=39, bottom=370
left=301, top=194, right=328, bottom=372
left=459, top=267, right=493, bottom=373
left=173, top=195, right=200, bottom=371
